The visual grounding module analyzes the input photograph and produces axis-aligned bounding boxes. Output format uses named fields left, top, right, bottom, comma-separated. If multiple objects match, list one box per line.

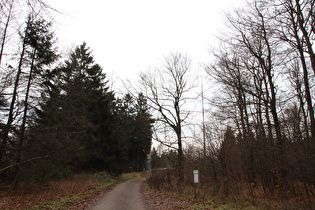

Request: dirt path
left=90, top=178, right=147, bottom=210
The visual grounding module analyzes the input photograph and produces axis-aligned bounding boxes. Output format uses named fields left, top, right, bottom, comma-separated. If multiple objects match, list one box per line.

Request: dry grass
left=120, top=172, right=150, bottom=179
left=148, top=182, right=315, bottom=209
left=0, top=172, right=115, bottom=209
left=147, top=170, right=315, bottom=209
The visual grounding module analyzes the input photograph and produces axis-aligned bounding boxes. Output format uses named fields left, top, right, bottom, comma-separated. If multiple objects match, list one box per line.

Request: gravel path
left=90, top=178, right=146, bottom=210
left=88, top=178, right=196, bottom=210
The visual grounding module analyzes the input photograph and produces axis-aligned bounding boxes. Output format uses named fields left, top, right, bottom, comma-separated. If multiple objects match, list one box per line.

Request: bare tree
left=0, top=16, right=30, bottom=161
left=0, top=0, right=53, bottom=68
left=0, top=0, right=15, bottom=68
left=0, top=0, right=57, bottom=162
left=276, top=0, right=315, bottom=138
left=139, top=52, right=195, bottom=182
left=205, top=0, right=290, bottom=194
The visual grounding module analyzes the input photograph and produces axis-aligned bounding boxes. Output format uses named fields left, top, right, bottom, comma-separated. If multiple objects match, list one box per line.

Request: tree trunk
left=12, top=49, right=36, bottom=189
left=290, top=3, right=315, bottom=138
left=295, top=0, right=315, bottom=76
left=175, top=95, right=184, bottom=182
left=262, top=74, right=273, bottom=141
left=1, top=18, right=30, bottom=161
left=177, top=130, right=184, bottom=182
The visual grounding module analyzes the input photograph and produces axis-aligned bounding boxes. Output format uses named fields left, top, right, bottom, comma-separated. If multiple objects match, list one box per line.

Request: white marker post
left=193, top=170, right=199, bottom=183
left=193, top=170, right=199, bottom=198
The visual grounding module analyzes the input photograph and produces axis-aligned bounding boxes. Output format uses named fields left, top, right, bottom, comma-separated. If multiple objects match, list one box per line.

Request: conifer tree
left=30, top=42, right=114, bottom=176
left=12, top=15, right=57, bottom=187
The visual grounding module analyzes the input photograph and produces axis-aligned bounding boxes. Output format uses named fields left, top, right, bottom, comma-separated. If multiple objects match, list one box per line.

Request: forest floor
left=0, top=172, right=118, bottom=209
left=0, top=173, right=313, bottom=209
left=0, top=174, right=197, bottom=209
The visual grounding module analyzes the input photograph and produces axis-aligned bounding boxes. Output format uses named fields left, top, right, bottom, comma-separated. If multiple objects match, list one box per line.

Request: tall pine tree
left=29, top=43, right=113, bottom=178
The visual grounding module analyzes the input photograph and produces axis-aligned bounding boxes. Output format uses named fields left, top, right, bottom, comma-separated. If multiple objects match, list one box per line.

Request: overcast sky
left=47, top=0, right=245, bottom=83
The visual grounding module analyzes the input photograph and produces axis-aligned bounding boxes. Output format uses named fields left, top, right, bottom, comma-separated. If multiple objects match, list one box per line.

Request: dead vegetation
left=147, top=169, right=315, bottom=209
left=0, top=172, right=115, bottom=209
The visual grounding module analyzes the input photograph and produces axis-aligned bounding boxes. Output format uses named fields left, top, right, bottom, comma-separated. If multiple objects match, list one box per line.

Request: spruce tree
left=30, top=42, right=113, bottom=177
left=131, top=94, right=152, bottom=171
left=12, top=15, right=58, bottom=187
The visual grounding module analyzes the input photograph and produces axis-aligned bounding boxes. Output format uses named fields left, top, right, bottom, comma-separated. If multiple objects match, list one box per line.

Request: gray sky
left=47, top=0, right=245, bottom=82
left=45, top=0, right=246, bottom=147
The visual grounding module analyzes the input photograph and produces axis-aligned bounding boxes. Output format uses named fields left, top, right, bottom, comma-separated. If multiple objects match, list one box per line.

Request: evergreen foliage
left=0, top=11, right=153, bottom=183
left=22, top=43, right=153, bottom=182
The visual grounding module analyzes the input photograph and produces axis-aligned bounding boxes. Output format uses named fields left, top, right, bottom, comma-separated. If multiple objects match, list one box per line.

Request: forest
left=0, top=1, right=152, bottom=188
left=0, top=0, right=315, bottom=204
left=145, top=0, right=315, bottom=203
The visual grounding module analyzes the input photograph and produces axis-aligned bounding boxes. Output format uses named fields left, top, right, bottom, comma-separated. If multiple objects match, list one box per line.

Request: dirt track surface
left=90, top=178, right=146, bottom=210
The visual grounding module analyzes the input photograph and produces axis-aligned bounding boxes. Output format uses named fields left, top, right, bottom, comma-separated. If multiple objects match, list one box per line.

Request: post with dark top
left=193, top=169, right=199, bottom=199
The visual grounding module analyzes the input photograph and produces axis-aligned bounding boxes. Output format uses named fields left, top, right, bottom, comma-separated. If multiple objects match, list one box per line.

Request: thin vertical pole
left=201, top=75, right=206, bottom=155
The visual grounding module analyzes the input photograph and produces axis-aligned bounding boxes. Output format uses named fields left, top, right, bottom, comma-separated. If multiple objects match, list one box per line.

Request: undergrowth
left=0, top=172, right=121, bottom=209
left=31, top=180, right=116, bottom=209
left=120, top=172, right=150, bottom=180
left=147, top=169, right=315, bottom=209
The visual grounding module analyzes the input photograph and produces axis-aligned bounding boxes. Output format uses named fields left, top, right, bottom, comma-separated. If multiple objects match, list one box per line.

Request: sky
left=47, top=0, right=246, bottom=84
left=42, top=0, right=247, bottom=147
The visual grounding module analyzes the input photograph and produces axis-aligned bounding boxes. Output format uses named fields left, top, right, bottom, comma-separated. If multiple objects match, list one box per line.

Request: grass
left=0, top=172, right=120, bottom=209
left=2, top=171, right=311, bottom=209
left=120, top=172, right=150, bottom=180
left=31, top=180, right=117, bottom=209
left=146, top=177, right=314, bottom=210
left=0, top=172, right=151, bottom=209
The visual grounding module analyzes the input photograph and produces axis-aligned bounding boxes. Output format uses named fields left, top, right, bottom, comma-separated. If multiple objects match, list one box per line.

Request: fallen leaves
left=0, top=174, right=117, bottom=209
left=143, top=187, right=201, bottom=209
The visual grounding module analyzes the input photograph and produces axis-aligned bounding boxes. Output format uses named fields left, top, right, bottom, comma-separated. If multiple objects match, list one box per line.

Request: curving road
left=90, top=178, right=147, bottom=210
